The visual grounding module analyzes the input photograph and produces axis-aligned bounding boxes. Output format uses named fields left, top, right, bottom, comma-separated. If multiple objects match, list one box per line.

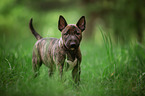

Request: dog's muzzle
left=70, top=42, right=77, bottom=50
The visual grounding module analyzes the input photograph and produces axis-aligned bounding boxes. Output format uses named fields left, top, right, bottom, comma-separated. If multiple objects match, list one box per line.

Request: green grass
left=0, top=31, right=145, bottom=96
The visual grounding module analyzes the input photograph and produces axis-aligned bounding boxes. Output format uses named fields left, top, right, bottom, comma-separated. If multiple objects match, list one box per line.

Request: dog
left=29, top=15, right=86, bottom=84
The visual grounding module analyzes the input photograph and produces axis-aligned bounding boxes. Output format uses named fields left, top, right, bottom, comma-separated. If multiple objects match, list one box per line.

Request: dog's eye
left=64, top=33, right=68, bottom=35
left=76, top=33, right=80, bottom=35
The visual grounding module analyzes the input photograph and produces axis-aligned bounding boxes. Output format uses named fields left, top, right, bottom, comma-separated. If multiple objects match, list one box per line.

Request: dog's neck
left=59, top=37, right=67, bottom=51
left=58, top=37, right=63, bottom=48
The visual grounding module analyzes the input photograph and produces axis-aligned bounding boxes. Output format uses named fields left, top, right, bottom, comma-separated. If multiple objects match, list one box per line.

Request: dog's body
left=29, top=16, right=86, bottom=84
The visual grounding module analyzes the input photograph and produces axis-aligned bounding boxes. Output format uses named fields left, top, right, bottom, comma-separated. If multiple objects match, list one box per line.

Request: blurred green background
left=0, top=0, right=145, bottom=44
left=0, top=0, right=145, bottom=96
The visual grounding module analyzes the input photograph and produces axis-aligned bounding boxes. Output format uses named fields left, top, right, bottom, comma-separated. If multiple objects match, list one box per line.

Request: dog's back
left=33, top=38, right=62, bottom=67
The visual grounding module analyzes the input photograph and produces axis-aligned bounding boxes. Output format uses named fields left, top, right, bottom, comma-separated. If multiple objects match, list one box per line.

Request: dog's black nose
left=70, top=42, right=76, bottom=48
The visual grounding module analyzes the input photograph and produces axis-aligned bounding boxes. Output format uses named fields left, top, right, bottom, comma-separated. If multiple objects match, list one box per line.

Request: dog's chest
left=66, top=58, right=77, bottom=70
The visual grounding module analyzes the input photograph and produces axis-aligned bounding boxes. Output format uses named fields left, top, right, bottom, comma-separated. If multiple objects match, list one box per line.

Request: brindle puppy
left=29, top=16, right=86, bottom=84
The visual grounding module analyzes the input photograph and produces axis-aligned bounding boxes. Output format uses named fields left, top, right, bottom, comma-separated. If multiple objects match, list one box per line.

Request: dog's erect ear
left=76, top=16, right=86, bottom=32
left=58, top=15, right=67, bottom=31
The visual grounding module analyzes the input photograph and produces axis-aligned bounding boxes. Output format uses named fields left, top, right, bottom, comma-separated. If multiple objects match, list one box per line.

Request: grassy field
left=0, top=31, right=145, bottom=96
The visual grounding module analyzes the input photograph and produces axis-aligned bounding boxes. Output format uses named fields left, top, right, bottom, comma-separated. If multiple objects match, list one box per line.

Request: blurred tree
left=81, top=0, right=112, bottom=40
left=81, top=0, right=145, bottom=43
left=134, top=0, right=144, bottom=43
left=20, top=0, right=76, bottom=11
left=112, top=0, right=145, bottom=43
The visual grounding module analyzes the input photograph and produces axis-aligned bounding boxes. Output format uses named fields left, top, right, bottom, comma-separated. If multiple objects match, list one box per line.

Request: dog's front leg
left=72, top=63, right=81, bottom=85
left=55, top=55, right=65, bottom=79
left=58, top=64, right=64, bottom=79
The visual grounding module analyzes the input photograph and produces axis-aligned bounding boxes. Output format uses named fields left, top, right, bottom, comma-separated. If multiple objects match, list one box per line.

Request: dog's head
left=58, top=15, right=86, bottom=51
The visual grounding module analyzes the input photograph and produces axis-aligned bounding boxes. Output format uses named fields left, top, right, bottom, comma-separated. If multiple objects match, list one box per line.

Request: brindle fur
left=29, top=15, right=86, bottom=84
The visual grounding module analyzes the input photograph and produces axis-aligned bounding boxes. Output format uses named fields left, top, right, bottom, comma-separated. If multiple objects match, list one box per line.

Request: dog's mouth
left=64, top=42, right=79, bottom=51
left=70, top=43, right=76, bottom=50
left=70, top=47, right=75, bottom=51
left=69, top=42, right=79, bottom=51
